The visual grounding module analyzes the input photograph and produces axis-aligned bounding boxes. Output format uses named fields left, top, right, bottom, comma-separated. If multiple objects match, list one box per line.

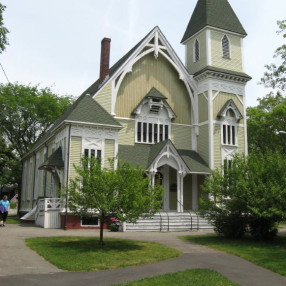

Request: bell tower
left=182, top=0, right=251, bottom=169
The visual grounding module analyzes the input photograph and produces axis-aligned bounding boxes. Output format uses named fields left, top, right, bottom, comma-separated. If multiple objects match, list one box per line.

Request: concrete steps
left=125, top=212, right=212, bottom=232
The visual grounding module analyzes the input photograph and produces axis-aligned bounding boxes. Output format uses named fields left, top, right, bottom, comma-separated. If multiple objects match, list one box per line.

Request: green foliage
left=0, top=3, right=9, bottom=53
left=0, top=135, right=19, bottom=188
left=260, top=20, right=286, bottom=92
left=249, top=20, right=286, bottom=154
left=25, top=237, right=180, bottom=271
left=117, top=269, right=238, bottom=286
left=0, top=83, right=74, bottom=158
left=200, top=152, right=286, bottom=240
left=247, top=93, right=286, bottom=153
left=0, top=83, right=73, bottom=193
left=180, top=235, right=286, bottom=277
left=65, top=157, right=163, bottom=245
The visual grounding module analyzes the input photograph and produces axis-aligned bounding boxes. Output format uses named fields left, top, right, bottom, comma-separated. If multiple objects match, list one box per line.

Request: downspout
left=64, top=124, right=72, bottom=230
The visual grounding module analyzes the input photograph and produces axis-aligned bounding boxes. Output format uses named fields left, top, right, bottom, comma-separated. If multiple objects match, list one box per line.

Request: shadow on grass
left=34, top=237, right=144, bottom=253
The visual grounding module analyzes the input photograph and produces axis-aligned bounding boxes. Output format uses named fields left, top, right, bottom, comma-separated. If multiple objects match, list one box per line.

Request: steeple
left=181, top=0, right=246, bottom=43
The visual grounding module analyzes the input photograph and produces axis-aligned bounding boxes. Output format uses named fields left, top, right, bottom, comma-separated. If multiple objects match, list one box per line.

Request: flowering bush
left=109, top=217, right=120, bottom=231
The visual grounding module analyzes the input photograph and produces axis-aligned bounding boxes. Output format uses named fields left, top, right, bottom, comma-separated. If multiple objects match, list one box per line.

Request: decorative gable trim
left=132, top=88, right=176, bottom=120
left=148, top=140, right=189, bottom=175
left=217, top=99, right=243, bottom=122
left=92, top=26, right=198, bottom=131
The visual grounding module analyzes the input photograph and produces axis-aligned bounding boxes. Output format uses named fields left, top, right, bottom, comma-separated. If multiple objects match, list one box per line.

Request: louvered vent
left=150, top=104, right=161, bottom=113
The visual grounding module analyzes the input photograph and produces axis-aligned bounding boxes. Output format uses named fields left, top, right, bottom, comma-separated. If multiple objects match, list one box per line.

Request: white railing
left=35, top=198, right=63, bottom=229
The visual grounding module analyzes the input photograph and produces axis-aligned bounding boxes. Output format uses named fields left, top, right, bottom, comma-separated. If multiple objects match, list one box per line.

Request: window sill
left=222, top=56, right=231, bottom=60
left=222, top=143, right=238, bottom=148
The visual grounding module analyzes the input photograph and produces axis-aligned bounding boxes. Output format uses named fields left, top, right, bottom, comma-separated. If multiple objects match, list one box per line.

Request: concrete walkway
left=0, top=224, right=286, bottom=286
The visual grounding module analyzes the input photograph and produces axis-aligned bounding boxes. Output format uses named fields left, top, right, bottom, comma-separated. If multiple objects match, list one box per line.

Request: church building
left=20, top=0, right=251, bottom=230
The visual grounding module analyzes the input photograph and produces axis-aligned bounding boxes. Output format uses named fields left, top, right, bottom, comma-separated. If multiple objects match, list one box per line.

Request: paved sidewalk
left=0, top=224, right=286, bottom=286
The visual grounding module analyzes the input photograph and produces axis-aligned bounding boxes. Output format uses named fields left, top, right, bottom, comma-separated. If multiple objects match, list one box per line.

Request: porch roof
left=118, top=141, right=210, bottom=174
left=38, top=147, right=64, bottom=171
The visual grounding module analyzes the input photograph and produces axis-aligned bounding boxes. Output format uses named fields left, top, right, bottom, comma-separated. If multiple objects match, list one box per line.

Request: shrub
left=200, top=152, right=286, bottom=240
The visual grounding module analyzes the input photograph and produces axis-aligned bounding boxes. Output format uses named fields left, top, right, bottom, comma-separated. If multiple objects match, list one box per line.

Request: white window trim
left=193, top=39, right=200, bottom=62
left=81, top=216, right=100, bottom=227
left=221, top=122, right=237, bottom=146
left=135, top=121, right=170, bottom=144
left=221, top=34, right=231, bottom=59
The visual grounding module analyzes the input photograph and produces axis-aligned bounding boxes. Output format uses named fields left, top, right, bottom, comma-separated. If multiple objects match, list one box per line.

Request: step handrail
left=176, top=199, right=194, bottom=230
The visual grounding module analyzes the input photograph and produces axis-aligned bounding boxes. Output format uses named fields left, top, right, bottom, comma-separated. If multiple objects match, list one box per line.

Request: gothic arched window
left=222, top=35, right=230, bottom=58
left=194, top=39, right=200, bottom=62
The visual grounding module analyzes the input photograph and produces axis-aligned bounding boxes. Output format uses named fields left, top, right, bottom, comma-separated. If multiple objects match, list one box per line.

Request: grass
left=6, top=214, right=21, bottom=224
left=115, top=269, right=238, bottom=286
left=25, top=236, right=181, bottom=271
left=180, top=234, right=286, bottom=276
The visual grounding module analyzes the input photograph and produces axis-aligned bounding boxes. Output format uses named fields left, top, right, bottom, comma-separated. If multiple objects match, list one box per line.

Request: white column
left=177, top=172, right=184, bottom=213
left=149, top=171, right=156, bottom=187
left=177, top=172, right=181, bottom=212
left=192, top=174, right=198, bottom=211
left=163, top=165, right=169, bottom=212
left=180, top=174, right=184, bottom=212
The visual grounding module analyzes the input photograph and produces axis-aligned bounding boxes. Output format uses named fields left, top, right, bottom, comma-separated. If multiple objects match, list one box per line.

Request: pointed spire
left=181, top=0, right=246, bottom=43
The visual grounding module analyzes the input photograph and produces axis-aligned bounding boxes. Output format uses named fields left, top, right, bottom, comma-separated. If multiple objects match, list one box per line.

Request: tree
left=247, top=20, right=286, bottom=154
left=0, top=83, right=74, bottom=158
left=66, top=157, right=164, bottom=245
left=260, top=20, right=286, bottom=92
left=0, top=3, right=9, bottom=53
left=247, top=93, right=286, bottom=153
left=200, top=152, right=286, bottom=240
left=0, top=83, right=73, bottom=197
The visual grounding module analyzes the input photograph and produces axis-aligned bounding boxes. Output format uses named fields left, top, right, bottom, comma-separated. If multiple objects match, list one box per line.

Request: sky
left=0, top=0, right=285, bottom=107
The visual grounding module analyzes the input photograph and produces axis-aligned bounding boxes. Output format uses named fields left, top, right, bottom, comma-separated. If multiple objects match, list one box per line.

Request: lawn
left=115, top=269, right=238, bottom=286
left=6, top=214, right=21, bottom=224
left=25, top=236, right=181, bottom=271
left=180, top=235, right=286, bottom=276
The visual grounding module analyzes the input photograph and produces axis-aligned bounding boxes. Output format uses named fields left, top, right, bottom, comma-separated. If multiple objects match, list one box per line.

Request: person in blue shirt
left=0, top=195, right=10, bottom=227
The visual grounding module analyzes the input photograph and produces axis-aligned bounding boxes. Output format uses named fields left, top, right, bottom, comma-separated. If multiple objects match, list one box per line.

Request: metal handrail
left=159, top=212, right=162, bottom=232
left=176, top=199, right=196, bottom=230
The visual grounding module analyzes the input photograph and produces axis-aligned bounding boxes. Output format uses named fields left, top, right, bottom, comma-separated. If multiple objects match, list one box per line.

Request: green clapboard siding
left=115, top=53, right=191, bottom=125
left=171, top=124, right=192, bottom=150
left=104, top=139, right=115, bottom=169
left=94, top=82, right=112, bottom=113
left=69, top=136, right=82, bottom=180
left=198, top=93, right=208, bottom=123
left=213, top=123, right=222, bottom=168
left=117, top=119, right=135, bottom=146
left=211, top=31, right=242, bottom=73
left=186, top=30, right=207, bottom=75
left=197, top=124, right=209, bottom=165
left=237, top=126, right=246, bottom=154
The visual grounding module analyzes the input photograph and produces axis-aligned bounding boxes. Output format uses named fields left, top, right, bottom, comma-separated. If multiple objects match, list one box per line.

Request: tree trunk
left=99, top=218, right=104, bottom=246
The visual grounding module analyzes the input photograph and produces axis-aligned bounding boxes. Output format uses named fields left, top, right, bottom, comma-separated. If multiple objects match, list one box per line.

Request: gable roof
left=181, top=0, right=247, bottom=43
left=82, top=28, right=155, bottom=97
left=23, top=94, right=121, bottom=159
left=118, top=140, right=210, bottom=174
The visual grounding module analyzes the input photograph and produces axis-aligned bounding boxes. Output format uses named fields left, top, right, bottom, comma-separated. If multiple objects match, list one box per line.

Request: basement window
left=81, top=216, right=99, bottom=226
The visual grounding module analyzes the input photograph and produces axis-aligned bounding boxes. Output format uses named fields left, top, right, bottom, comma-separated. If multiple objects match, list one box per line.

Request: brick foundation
left=60, top=214, right=109, bottom=230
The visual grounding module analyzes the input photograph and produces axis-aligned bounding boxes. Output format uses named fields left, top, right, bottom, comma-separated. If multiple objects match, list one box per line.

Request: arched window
left=222, top=108, right=236, bottom=146
left=194, top=39, right=200, bottom=62
left=222, top=35, right=230, bottom=58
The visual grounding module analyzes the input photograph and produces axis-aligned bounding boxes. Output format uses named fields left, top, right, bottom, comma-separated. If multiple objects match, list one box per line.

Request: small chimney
left=99, top=37, right=111, bottom=84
